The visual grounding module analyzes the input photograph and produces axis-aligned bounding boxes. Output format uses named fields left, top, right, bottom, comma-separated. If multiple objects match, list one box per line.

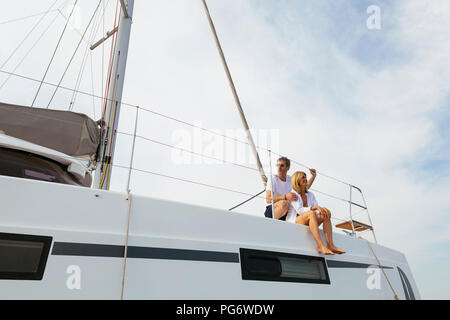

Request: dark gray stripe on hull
left=52, top=243, right=124, bottom=258
left=326, top=260, right=393, bottom=269
left=52, top=242, right=392, bottom=269
left=127, top=246, right=239, bottom=263
left=52, top=242, right=239, bottom=263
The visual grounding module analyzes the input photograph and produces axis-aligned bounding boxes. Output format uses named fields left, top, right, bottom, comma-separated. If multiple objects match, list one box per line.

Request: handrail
left=347, top=184, right=377, bottom=243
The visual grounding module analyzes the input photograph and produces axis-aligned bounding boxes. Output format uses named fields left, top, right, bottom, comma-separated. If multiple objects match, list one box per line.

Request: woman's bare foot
left=327, top=245, right=346, bottom=255
left=317, top=245, right=335, bottom=255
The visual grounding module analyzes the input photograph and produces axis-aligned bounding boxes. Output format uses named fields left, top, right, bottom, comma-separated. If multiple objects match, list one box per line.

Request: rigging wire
left=0, top=69, right=115, bottom=106
left=113, top=164, right=266, bottom=199
left=0, top=6, right=64, bottom=91
left=86, top=0, right=112, bottom=120
left=0, top=0, right=60, bottom=71
left=0, top=9, right=58, bottom=26
left=46, top=0, right=103, bottom=109
left=229, top=189, right=266, bottom=212
left=68, top=2, right=104, bottom=111
left=117, top=131, right=261, bottom=173
left=31, top=0, right=79, bottom=108
left=54, top=0, right=110, bottom=114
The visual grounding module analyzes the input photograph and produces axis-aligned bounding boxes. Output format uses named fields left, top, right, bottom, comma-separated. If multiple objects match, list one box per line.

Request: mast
left=94, top=0, right=134, bottom=190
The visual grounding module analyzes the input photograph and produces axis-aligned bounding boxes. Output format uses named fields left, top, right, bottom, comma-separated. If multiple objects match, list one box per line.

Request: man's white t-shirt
left=266, top=175, right=292, bottom=206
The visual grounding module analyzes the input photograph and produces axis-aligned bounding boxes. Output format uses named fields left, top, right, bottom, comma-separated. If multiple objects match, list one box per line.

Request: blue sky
left=0, top=0, right=449, bottom=299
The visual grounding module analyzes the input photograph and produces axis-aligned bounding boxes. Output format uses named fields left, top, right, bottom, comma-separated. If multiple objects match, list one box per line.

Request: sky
left=0, top=0, right=449, bottom=299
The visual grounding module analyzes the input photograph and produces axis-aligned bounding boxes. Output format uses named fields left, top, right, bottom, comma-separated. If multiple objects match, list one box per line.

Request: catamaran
left=0, top=0, right=419, bottom=300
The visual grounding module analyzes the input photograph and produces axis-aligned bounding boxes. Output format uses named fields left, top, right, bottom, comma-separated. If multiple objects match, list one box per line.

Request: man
left=264, top=157, right=316, bottom=220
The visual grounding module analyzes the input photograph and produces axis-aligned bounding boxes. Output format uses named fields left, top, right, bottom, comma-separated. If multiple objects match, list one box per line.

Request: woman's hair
left=292, top=171, right=308, bottom=194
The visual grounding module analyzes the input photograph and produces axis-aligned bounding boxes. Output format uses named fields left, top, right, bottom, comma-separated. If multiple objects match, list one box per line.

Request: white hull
left=0, top=175, right=420, bottom=300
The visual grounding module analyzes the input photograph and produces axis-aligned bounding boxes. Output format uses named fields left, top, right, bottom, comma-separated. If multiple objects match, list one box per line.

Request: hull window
left=0, top=233, right=52, bottom=281
left=240, top=248, right=330, bottom=285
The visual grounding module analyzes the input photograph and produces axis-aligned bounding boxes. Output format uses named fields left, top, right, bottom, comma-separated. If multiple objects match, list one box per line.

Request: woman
left=286, top=171, right=346, bottom=255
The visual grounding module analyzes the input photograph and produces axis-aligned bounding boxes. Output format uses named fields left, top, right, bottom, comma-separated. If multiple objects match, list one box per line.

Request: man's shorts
left=264, top=205, right=287, bottom=221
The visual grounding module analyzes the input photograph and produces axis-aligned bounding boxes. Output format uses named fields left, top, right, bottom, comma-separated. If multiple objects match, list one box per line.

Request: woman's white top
left=286, top=189, right=319, bottom=224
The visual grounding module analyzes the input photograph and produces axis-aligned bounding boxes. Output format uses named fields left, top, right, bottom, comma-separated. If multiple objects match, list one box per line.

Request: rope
left=120, top=189, right=132, bottom=300
left=31, top=0, right=79, bottom=107
left=229, top=189, right=266, bottom=211
left=360, top=236, right=399, bottom=300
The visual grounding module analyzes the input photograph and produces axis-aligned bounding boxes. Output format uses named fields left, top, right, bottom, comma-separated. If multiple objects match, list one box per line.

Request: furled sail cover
left=0, top=102, right=100, bottom=157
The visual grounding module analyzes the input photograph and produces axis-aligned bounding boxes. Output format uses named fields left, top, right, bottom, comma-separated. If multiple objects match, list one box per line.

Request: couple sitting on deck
left=264, top=157, right=345, bottom=256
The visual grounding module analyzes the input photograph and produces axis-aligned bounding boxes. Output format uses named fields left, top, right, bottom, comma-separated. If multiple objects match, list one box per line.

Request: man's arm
left=307, top=168, right=317, bottom=190
left=266, top=191, right=298, bottom=204
left=266, top=190, right=288, bottom=205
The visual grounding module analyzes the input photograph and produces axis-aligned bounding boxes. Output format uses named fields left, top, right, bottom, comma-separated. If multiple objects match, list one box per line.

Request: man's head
left=277, top=157, right=291, bottom=177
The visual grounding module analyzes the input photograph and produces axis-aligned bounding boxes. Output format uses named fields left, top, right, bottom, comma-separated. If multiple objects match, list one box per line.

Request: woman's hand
left=312, top=206, right=328, bottom=217
left=320, top=207, right=331, bottom=219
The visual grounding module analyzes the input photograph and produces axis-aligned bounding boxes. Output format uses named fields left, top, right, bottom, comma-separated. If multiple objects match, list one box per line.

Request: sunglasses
left=277, top=164, right=286, bottom=168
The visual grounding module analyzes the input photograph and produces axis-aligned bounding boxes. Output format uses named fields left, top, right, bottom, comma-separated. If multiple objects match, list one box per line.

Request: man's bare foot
left=317, top=246, right=335, bottom=255
left=327, top=245, right=346, bottom=255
